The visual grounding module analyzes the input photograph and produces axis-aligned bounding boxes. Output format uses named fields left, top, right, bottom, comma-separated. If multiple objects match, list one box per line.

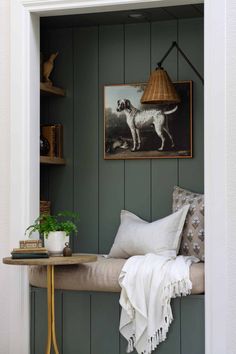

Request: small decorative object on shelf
left=41, top=124, right=64, bottom=158
left=63, top=242, right=72, bottom=257
left=40, top=135, right=50, bottom=156
left=40, top=52, right=65, bottom=96
left=20, top=239, right=43, bottom=249
left=25, top=211, right=79, bottom=256
left=43, top=52, right=58, bottom=85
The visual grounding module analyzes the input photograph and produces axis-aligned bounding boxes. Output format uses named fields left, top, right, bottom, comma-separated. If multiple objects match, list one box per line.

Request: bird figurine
left=43, top=52, right=59, bottom=85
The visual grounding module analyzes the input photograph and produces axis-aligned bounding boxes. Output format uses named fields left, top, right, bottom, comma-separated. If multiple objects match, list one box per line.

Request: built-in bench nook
left=29, top=255, right=204, bottom=294
left=33, top=4, right=205, bottom=354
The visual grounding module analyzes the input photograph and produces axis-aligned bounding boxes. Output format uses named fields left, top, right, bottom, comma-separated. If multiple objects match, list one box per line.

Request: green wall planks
left=178, top=18, right=204, bottom=193
left=74, top=27, right=99, bottom=253
left=98, top=25, right=125, bottom=254
left=47, top=28, right=75, bottom=224
left=91, top=293, right=120, bottom=354
left=34, top=288, right=47, bottom=354
left=38, top=15, right=204, bottom=354
left=33, top=288, right=63, bottom=354
left=42, top=17, right=203, bottom=254
left=124, top=23, right=151, bottom=221
left=181, top=296, right=205, bottom=354
left=151, top=21, right=179, bottom=220
left=31, top=288, right=204, bottom=354
left=63, top=292, right=91, bottom=354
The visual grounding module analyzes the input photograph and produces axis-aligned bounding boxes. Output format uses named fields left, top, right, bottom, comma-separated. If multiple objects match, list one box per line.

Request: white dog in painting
left=116, top=99, right=178, bottom=151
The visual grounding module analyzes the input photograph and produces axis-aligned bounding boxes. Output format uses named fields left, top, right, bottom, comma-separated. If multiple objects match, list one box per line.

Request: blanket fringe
left=126, top=277, right=192, bottom=354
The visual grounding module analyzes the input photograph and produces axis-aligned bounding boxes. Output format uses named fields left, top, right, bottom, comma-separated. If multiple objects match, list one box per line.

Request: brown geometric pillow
left=172, top=186, right=204, bottom=261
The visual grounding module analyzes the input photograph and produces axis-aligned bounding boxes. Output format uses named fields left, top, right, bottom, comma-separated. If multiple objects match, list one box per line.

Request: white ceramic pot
left=44, top=231, right=69, bottom=255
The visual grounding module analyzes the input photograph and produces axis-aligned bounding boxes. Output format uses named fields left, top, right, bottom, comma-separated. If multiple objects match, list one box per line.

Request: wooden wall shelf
left=40, top=156, right=66, bottom=165
left=40, top=82, right=66, bottom=97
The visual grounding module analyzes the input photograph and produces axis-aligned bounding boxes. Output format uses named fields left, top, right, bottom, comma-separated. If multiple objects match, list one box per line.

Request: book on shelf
left=41, top=124, right=56, bottom=157
left=11, top=253, right=49, bottom=259
left=12, top=247, right=47, bottom=254
left=55, top=124, right=63, bottom=158
left=41, top=124, right=63, bottom=158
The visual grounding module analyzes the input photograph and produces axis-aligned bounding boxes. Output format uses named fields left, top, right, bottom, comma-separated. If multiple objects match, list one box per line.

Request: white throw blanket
left=119, top=254, right=198, bottom=354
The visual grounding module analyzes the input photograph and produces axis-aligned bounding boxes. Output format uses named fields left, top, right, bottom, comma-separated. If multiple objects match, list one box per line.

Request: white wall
left=226, top=1, right=236, bottom=352
left=0, top=0, right=11, bottom=353
left=204, top=1, right=236, bottom=353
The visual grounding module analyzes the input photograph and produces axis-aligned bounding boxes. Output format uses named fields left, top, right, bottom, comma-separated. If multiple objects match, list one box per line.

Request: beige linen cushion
left=172, top=186, right=205, bottom=261
left=29, top=254, right=204, bottom=294
left=108, top=206, right=190, bottom=259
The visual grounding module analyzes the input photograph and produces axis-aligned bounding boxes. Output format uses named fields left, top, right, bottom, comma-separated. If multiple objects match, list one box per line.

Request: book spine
left=57, top=124, right=63, bottom=158
left=41, top=125, right=56, bottom=158
left=54, top=124, right=63, bottom=158
left=12, top=253, right=49, bottom=259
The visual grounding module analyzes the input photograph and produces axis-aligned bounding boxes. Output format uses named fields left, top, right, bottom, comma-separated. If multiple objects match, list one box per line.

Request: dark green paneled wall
left=31, top=288, right=204, bottom=354
left=41, top=18, right=204, bottom=254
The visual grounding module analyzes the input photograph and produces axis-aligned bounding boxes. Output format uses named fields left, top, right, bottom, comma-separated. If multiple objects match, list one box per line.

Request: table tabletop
left=2, top=253, right=97, bottom=266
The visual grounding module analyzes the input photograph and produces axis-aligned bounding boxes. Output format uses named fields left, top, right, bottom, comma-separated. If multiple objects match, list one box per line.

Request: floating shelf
left=40, top=156, right=66, bottom=165
left=40, top=82, right=66, bottom=97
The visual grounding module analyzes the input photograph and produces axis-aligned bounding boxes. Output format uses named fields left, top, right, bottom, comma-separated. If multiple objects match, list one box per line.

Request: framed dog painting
left=104, top=81, right=192, bottom=159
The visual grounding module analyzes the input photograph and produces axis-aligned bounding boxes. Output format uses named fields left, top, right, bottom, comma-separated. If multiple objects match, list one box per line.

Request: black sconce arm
left=157, top=41, right=204, bottom=85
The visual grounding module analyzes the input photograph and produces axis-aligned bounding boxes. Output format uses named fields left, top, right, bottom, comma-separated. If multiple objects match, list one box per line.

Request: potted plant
left=25, top=211, right=79, bottom=255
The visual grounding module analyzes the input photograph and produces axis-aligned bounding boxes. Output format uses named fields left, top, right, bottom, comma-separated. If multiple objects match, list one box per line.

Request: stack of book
left=11, top=247, right=49, bottom=259
left=41, top=124, right=63, bottom=158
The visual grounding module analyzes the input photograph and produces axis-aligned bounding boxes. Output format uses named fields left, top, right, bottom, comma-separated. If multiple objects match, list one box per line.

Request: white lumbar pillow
left=108, top=205, right=190, bottom=259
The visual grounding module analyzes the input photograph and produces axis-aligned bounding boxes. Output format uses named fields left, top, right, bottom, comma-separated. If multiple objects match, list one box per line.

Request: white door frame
left=10, top=0, right=235, bottom=353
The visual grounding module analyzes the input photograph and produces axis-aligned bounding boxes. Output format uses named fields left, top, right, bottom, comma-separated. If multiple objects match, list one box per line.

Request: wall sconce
left=141, top=41, right=204, bottom=104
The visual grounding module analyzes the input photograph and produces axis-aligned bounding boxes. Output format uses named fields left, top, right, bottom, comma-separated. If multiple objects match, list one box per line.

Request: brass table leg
left=46, top=265, right=59, bottom=354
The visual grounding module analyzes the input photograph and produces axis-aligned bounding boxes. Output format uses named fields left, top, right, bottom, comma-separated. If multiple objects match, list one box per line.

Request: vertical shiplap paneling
left=30, top=289, right=35, bottom=354
left=91, top=293, right=120, bottom=354
left=124, top=23, right=151, bottom=221
left=178, top=18, right=204, bottom=193
left=63, top=292, right=90, bottom=354
left=34, top=288, right=63, bottom=353
left=42, top=18, right=204, bottom=252
left=151, top=21, right=179, bottom=220
left=181, top=296, right=205, bottom=354
left=55, top=290, right=63, bottom=352
left=47, top=29, right=74, bottom=231
left=98, top=25, right=125, bottom=254
left=74, top=27, right=99, bottom=253
left=34, top=288, right=47, bottom=354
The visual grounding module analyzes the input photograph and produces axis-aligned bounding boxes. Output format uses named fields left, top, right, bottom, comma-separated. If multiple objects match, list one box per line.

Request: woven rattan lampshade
left=141, top=68, right=180, bottom=104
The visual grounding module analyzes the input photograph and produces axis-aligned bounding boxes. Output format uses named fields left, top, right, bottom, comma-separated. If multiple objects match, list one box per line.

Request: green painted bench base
left=30, top=287, right=204, bottom=354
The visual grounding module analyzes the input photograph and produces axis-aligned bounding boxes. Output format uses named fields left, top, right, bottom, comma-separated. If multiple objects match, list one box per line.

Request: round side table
left=3, top=254, right=97, bottom=354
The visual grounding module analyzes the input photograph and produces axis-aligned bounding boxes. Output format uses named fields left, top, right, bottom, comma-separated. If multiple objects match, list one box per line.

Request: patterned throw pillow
left=172, top=186, right=204, bottom=261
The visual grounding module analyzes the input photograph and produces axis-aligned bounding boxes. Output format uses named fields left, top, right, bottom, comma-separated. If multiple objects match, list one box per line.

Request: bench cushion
left=29, top=255, right=204, bottom=294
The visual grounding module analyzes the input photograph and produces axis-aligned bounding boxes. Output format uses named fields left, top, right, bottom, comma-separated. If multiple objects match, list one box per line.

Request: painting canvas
left=104, top=81, right=192, bottom=159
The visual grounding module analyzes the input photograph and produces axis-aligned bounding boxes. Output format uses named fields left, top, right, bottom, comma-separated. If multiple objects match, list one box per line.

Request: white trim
left=10, top=1, right=39, bottom=353
left=204, top=1, right=228, bottom=353
left=21, top=0, right=203, bottom=16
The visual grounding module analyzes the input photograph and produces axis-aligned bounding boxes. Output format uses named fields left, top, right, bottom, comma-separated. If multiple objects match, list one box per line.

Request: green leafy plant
left=25, top=211, right=79, bottom=238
